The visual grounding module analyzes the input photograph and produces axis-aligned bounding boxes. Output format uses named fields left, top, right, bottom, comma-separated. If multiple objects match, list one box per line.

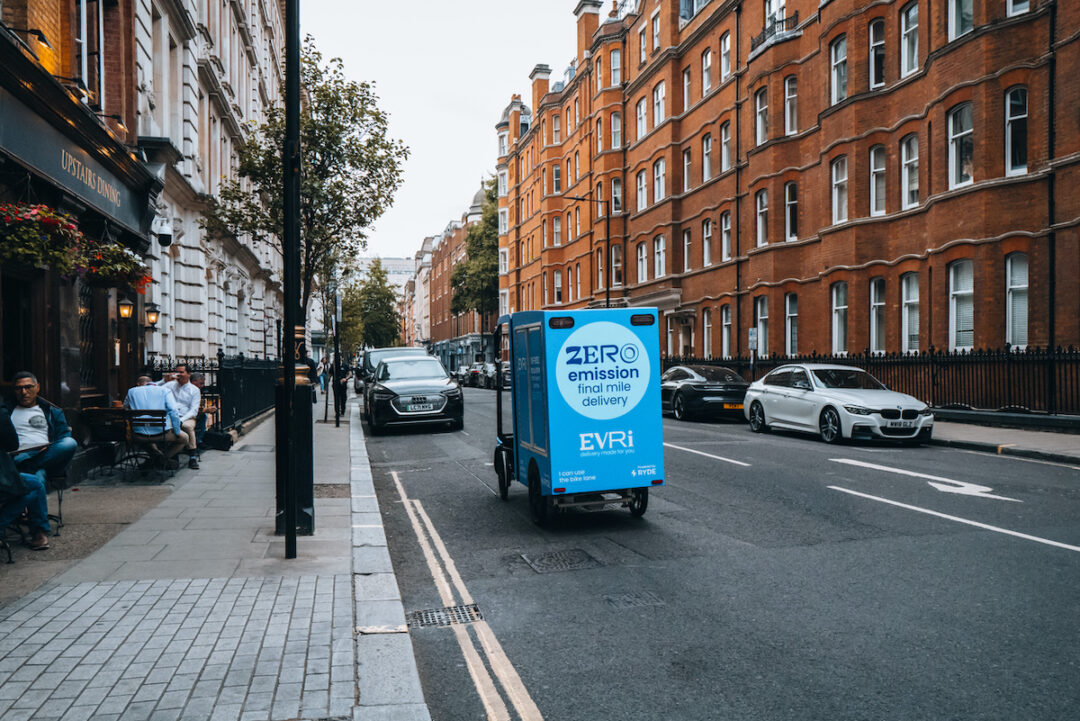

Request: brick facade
left=497, top=0, right=1080, bottom=360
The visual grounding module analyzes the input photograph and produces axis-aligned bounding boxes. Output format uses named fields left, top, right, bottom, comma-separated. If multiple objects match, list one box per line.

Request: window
left=566, top=212, right=572, bottom=240
left=766, top=0, right=786, bottom=26
left=553, top=165, right=563, bottom=193
left=869, top=20, right=885, bottom=89
left=1006, top=253, right=1028, bottom=348
left=498, top=209, right=508, bottom=235
left=543, top=272, right=548, bottom=305
left=636, top=170, right=647, bottom=210
left=831, top=36, right=847, bottom=105
left=1009, top=0, right=1029, bottom=16
left=1006, top=87, right=1028, bottom=176
left=784, top=77, right=797, bottom=135
left=611, top=112, right=622, bottom=148
left=596, top=249, right=604, bottom=289
left=611, top=49, right=622, bottom=84
left=703, top=309, right=713, bottom=359
left=553, top=216, right=561, bottom=245
left=683, top=149, right=692, bottom=191
left=498, top=132, right=508, bottom=156
left=832, top=156, right=848, bottom=224
left=703, top=134, right=713, bottom=181
left=653, top=158, right=666, bottom=202
left=702, top=49, right=712, bottom=94
left=636, top=98, right=647, bottom=138
left=702, top=219, right=713, bottom=266
left=870, top=278, right=886, bottom=354
left=596, top=183, right=604, bottom=214
left=901, top=3, right=918, bottom=77
left=498, top=170, right=508, bottom=197
left=721, top=305, right=732, bottom=358
left=784, top=182, right=798, bottom=241
left=949, top=0, right=973, bottom=40
left=755, top=88, right=768, bottom=146
left=949, top=103, right=974, bottom=188
left=639, top=28, right=647, bottom=64
left=553, top=116, right=561, bottom=143
left=636, top=243, right=648, bottom=282
left=612, top=244, right=623, bottom=286
left=756, top=190, right=768, bottom=246
left=575, top=208, right=580, bottom=236
left=755, top=296, right=769, bottom=357
left=654, top=236, right=666, bottom=277
left=652, top=13, right=660, bottom=51
left=949, top=259, right=974, bottom=350
left=683, top=68, right=692, bottom=112
left=720, top=32, right=731, bottom=80
left=500, top=289, right=509, bottom=316
left=902, top=272, right=920, bottom=352
left=499, top=248, right=508, bottom=275
left=554, top=270, right=563, bottom=303
left=870, top=145, right=886, bottom=216
left=721, top=122, right=731, bottom=171
left=901, top=134, right=919, bottom=208
left=683, top=230, right=692, bottom=272
left=612, top=178, right=622, bottom=212
left=785, top=294, right=798, bottom=355
left=721, top=211, right=732, bottom=260
left=653, top=82, right=666, bottom=126
left=575, top=152, right=580, bottom=182
left=576, top=264, right=581, bottom=300
left=832, top=282, right=848, bottom=355
left=596, top=57, right=603, bottom=91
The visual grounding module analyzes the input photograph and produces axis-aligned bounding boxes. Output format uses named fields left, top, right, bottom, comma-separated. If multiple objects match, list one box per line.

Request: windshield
left=811, top=368, right=886, bottom=390
left=693, top=367, right=745, bottom=383
left=378, top=358, right=448, bottom=381
left=367, top=348, right=426, bottom=370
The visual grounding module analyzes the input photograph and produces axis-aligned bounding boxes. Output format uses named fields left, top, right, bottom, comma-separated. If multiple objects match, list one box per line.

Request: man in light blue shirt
left=124, top=376, right=185, bottom=468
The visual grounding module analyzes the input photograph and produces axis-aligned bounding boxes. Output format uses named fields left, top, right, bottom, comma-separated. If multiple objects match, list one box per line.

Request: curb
left=348, top=402, right=432, bottom=721
left=929, top=437, right=1080, bottom=466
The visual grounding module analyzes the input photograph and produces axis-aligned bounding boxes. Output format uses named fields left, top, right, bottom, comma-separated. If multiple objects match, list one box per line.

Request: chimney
left=574, top=1, right=602, bottom=66
left=530, top=64, right=551, bottom=119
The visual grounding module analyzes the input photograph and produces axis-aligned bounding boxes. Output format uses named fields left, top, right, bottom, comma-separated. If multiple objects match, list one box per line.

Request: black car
left=660, top=364, right=749, bottom=421
left=360, top=346, right=430, bottom=418
left=367, top=356, right=463, bottom=434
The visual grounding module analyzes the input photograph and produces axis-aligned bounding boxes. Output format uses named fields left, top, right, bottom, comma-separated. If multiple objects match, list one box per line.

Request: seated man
left=4, top=371, right=77, bottom=487
left=0, top=406, right=50, bottom=550
left=190, top=373, right=209, bottom=449
left=162, top=364, right=202, bottom=469
left=124, top=376, right=185, bottom=469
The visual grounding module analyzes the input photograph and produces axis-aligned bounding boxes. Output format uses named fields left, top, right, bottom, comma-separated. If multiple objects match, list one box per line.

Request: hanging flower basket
left=78, top=240, right=153, bottom=294
left=0, top=203, right=83, bottom=277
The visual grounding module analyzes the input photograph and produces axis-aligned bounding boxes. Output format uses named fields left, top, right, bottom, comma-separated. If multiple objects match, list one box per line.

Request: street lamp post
left=564, top=194, right=612, bottom=308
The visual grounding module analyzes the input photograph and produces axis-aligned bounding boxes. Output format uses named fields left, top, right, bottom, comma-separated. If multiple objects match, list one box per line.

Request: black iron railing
left=662, top=346, right=1080, bottom=415
left=144, top=352, right=280, bottom=430
left=751, top=11, right=800, bottom=52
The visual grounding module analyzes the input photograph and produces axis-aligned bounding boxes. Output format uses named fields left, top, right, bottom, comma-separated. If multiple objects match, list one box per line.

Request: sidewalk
left=0, top=402, right=430, bottom=721
left=931, top=420, right=1080, bottom=466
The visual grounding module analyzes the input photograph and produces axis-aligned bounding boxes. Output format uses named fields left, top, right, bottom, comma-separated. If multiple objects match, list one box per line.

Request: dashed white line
left=828, top=486, right=1080, bottom=553
left=664, top=442, right=751, bottom=467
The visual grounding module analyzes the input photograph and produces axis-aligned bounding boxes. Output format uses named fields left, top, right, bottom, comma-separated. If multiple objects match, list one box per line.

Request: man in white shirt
left=161, top=364, right=202, bottom=469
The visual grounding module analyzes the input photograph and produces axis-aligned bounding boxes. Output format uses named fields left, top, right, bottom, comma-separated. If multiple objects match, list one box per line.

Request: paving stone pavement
left=0, top=402, right=430, bottom=721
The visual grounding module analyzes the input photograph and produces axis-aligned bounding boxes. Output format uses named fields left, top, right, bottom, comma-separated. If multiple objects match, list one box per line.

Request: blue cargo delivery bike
left=492, top=309, right=665, bottom=524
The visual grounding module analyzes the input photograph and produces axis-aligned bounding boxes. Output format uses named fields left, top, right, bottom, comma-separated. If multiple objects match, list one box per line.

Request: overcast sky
left=302, top=1, right=581, bottom=261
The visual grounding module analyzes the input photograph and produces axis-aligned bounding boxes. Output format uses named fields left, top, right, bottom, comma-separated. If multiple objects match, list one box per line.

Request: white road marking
left=461, top=430, right=471, bottom=436
left=391, top=471, right=543, bottom=721
left=828, top=486, right=1080, bottom=553
left=830, top=458, right=1021, bottom=502
left=664, top=443, right=751, bottom=467
left=958, top=449, right=1080, bottom=472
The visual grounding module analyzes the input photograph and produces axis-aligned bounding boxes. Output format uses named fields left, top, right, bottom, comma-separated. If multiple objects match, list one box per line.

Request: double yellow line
left=391, top=471, right=544, bottom=721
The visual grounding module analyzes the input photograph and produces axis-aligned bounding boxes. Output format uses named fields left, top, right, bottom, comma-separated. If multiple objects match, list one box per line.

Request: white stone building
left=135, top=0, right=285, bottom=361
left=412, top=237, right=433, bottom=347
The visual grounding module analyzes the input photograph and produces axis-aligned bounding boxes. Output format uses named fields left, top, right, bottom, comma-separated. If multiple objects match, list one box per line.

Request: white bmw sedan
left=743, top=364, right=934, bottom=444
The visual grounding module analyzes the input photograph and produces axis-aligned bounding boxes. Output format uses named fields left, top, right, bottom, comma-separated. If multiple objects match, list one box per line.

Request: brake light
left=554, top=488, right=566, bottom=493
left=651, top=480, right=663, bottom=485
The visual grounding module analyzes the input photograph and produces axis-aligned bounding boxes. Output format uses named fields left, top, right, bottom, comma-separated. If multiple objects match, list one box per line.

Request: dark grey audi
left=367, top=356, right=464, bottom=434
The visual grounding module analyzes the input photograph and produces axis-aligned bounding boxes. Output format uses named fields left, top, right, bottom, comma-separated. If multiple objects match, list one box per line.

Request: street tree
left=450, top=179, right=499, bottom=333
left=202, top=36, right=407, bottom=321
left=354, top=258, right=400, bottom=348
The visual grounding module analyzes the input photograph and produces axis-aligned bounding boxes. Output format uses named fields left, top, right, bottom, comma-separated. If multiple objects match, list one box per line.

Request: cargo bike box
left=492, top=309, right=665, bottom=523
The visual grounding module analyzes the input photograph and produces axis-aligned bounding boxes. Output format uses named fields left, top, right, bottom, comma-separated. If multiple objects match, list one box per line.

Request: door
left=762, top=369, right=792, bottom=424
left=785, top=368, right=817, bottom=430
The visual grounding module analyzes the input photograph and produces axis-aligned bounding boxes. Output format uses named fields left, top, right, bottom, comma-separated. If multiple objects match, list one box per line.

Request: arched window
left=1006, top=87, right=1028, bottom=176
left=1006, top=253, right=1028, bottom=348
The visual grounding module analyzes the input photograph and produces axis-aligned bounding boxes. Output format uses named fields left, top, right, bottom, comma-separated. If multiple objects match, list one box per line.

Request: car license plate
left=723, top=403, right=743, bottom=410
left=408, top=403, right=434, bottom=412
left=887, top=420, right=914, bottom=429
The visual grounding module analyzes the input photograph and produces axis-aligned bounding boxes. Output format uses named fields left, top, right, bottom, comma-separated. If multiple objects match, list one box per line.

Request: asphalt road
left=365, top=388, right=1080, bottom=721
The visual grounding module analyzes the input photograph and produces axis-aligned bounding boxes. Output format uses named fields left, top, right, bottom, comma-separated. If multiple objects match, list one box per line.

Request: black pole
left=334, top=322, right=341, bottom=428
left=279, top=0, right=301, bottom=560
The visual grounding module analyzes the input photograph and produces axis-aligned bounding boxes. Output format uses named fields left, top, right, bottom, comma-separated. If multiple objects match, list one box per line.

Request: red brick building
left=497, top=0, right=1079, bottom=360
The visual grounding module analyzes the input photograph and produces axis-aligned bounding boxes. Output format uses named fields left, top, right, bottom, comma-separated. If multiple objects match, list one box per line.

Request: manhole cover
left=406, top=604, right=483, bottom=628
left=604, top=591, right=665, bottom=609
left=237, top=444, right=275, bottom=452
left=521, top=549, right=602, bottom=574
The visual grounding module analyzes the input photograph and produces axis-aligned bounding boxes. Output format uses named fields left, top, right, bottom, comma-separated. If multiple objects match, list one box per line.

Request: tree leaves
left=449, top=179, right=499, bottom=329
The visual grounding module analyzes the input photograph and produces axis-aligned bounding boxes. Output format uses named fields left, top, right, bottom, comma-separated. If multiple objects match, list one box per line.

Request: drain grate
left=604, top=591, right=666, bottom=609
left=406, top=604, right=483, bottom=628
left=521, top=549, right=602, bottom=574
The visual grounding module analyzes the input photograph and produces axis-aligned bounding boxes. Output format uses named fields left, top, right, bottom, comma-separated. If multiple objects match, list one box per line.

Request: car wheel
left=672, top=392, right=688, bottom=421
left=628, top=488, right=648, bottom=518
left=528, top=465, right=550, bottom=525
left=819, top=407, right=844, bottom=444
left=748, top=401, right=769, bottom=433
